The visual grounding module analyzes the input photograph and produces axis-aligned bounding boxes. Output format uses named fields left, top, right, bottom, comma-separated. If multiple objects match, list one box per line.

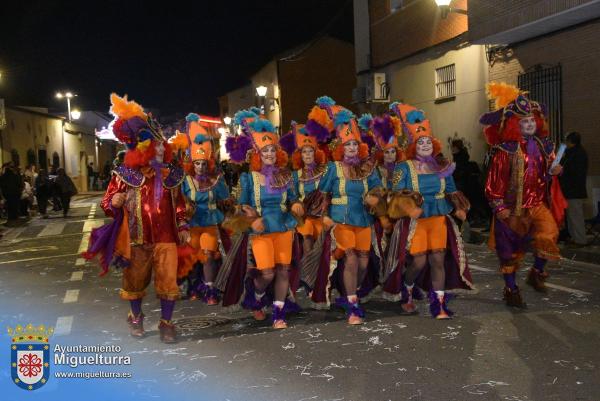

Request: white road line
left=469, top=264, right=493, bottom=272
left=82, top=220, right=103, bottom=233
left=77, top=233, right=91, bottom=253
left=37, top=222, right=66, bottom=237
left=63, top=289, right=80, bottom=303
left=54, top=316, right=74, bottom=336
left=75, top=258, right=86, bottom=266
left=545, top=283, right=591, bottom=296
left=0, top=253, right=80, bottom=265
left=2, top=226, right=27, bottom=241
left=70, top=271, right=84, bottom=281
left=469, top=264, right=592, bottom=295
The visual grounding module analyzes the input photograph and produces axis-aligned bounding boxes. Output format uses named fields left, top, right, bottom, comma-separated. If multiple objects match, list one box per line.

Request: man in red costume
left=480, top=83, right=563, bottom=307
left=87, top=94, right=189, bottom=343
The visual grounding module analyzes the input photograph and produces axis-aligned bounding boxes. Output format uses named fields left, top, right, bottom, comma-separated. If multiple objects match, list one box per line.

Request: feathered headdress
left=225, top=109, right=283, bottom=165
left=280, top=121, right=327, bottom=170
left=109, top=93, right=167, bottom=168
left=479, top=82, right=549, bottom=145
left=388, top=101, right=431, bottom=145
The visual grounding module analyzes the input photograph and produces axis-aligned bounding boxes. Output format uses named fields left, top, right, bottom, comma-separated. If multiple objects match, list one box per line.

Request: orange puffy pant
left=250, top=231, right=294, bottom=270
left=409, top=216, right=447, bottom=256
left=120, top=243, right=179, bottom=301
left=297, top=217, right=324, bottom=238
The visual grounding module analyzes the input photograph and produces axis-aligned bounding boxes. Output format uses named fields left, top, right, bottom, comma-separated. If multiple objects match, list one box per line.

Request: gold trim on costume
left=515, top=146, right=524, bottom=216
left=406, top=160, right=420, bottom=192
left=251, top=172, right=262, bottom=216
left=134, top=187, right=143, bottom=245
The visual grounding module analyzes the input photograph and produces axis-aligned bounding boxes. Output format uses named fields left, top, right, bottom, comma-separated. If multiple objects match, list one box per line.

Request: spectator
left=20, top=176, right=34, bottom=217
left=87, top=162, right=96, bottom=191
left=0, top=163, right=24, bottom=225
left=113, top=150, right=126, bottom=168
left=54, top=168, right=77, bottom=217
left=24, top=164, right=38, bottom=183
left=559, top=131, right=589, bottom=247
left=451, top=140, right=490, bottom=226
left=102, top=160, right=112, bottom=190
left=35, top=169, right=52, bottom=218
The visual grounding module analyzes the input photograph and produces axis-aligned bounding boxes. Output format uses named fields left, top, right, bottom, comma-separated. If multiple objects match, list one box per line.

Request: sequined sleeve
left=485, top=149, right=510, bottom=210
left=100, top=175, right=126, bottom=217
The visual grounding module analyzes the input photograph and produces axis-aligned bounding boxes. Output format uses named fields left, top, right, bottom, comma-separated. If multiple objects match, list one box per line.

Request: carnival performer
left=280, top=121, right=329, bottom=259
left=83, top=94, right=189, bottom=343
left=385, top=101, right=473, bottom=318
left=480, top=83, right=563, bottom=307
left=223, top=109, right=305, bottom=329
left=306, top=96, right=384, bottom=325
left=176, top=113, right=233, bottom=305
left=358, top=113, right=406, bottom=191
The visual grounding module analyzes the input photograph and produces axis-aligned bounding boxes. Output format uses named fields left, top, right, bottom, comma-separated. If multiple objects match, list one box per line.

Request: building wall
left=225, top=84, right=255, bottom=118
left=278, top=37, right=356, bottom=130
left=488, top=19, right=600, bottom=215
left=380, top=44, right=489, bottom=162
left=3, top=108, right=63, bottom=171
left=369, top=0, right=468, bottom=68
left=252, top=60, right=281, bottom=131
left=469, top=0, right=595, bottom=41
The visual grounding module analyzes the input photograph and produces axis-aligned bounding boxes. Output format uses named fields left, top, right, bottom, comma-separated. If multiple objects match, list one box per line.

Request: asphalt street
left=1, top=195, right=599, bottom=401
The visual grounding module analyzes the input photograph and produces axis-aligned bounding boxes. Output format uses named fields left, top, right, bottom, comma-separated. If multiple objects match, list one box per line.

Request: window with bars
left=435, top=64, right=456, bottom=100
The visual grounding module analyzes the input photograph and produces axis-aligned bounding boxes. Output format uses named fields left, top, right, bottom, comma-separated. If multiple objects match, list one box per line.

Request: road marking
left=70, top=271, right=84, bottom=281
left=54, top=316, right=74, bottom=336
left=469, top=264, right=492, bottom=272
left=38, top=222, right=66, bottom=237
left=63, top=289, right=80, bottom=303
left=77, top=233, right=91, bottom=253
left=0, top=253, right=80, bottom=265
left=82, top=220, right=103, bottom=233
left=75, top=258, right=86, bottom=266
left=0, top=246, right=58, bottom=255
left=470, top=264, right=592, bottom=295
left=545, top=283, right=591, bottom=296
left=1, top=227, right=27, bottom=241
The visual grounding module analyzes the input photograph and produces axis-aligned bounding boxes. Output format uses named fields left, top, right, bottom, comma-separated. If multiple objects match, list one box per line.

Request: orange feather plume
left=109, top=93, right=146, bottom=120
left=486, top=82, right=521, bottom=110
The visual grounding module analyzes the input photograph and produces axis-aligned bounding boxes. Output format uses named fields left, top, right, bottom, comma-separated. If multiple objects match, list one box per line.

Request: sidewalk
left=469, top=224, right=600, bottom=266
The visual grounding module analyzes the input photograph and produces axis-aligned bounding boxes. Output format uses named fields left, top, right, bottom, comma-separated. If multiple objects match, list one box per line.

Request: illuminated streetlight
left=217, top=127, right=226, bottom=135
left=256, top=85, right=268, bottom=97
left=434, top=0, right=467, bottom=18
left=55, top=91, right=77, bottom=122
left=223, top=116, right=232, bottom=125
left=70, top=109, right=81, bottom=120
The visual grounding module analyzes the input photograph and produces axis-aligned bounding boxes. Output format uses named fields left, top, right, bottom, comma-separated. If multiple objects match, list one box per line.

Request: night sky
left=0, top=0, right=353, bottom=117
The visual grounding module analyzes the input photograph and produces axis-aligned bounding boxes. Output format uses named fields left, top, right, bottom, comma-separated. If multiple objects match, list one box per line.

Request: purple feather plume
left=361, top=132, right=376, bottom=149
left=373, top=115, right=395, bottom=144
left=305, top=119, right=330, bottom=143
left=479, top=109, right=502, bottom=125
left=279, top=132, right=296, bottom=155
left=225, top=135, right=252, bottom=163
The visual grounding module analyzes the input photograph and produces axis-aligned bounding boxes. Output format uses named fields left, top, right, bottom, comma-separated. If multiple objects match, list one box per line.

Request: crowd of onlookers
left=0, top=163, right=78, bottom=225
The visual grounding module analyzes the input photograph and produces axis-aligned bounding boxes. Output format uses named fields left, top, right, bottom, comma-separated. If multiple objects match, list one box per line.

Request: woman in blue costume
left=384, top=102, right=474, bottom=318
left=222, top=109, right=304, bottom=329
left=305, top=97, right=384, bottom=325
left=176, top=113, right=233, bottom=305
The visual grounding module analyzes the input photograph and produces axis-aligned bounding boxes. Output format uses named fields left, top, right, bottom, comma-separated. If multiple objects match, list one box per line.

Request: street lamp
left=256, top=85, right=268, bottom=97
left=55, top=91, right=77, bottom=122
left=434, top=0, right=467, bottom=18
left=223, top=116, right=232, bottom=125
left=70, top=109, right=81, bottom=120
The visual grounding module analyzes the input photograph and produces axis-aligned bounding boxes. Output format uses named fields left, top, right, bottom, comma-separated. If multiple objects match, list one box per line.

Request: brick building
left=353, top=0, right=490, bottom=163
left=219, top=35, right=356, bottom=134
left=469, top=0, right=600, bottom=215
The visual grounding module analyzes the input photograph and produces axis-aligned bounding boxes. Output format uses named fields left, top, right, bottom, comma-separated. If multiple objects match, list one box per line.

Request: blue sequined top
left=318, top=161, right=382, bottom=227
left=393, top=160, right=457, bottom=218
left=239, top=171, right=299, bottom=234
left=182, top=175, right=229, bottom=227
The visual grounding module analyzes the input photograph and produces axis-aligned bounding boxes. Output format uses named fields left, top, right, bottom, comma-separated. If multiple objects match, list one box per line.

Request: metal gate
left=518, top=64, right=563, bottom=143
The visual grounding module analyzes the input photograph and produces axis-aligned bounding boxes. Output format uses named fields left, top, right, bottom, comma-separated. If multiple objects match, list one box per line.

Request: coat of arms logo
left=8, top=323, right=53, bottom=391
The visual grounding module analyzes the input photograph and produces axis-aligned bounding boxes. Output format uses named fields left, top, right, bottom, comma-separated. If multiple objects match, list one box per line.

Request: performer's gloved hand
left=454, top=210, right=467, bottom=221
left=251, top=218, right=265, bottom=233
left=291, top=202, right=305, bottom=217
left=322, top=216, right=334, bottom=230
left=550, top=165, right=563, bottom=175
left=242, top=205, right=258, bottom=218
left=496, top=209, right=510, bottom=221
left=365, top=194, right=379, bottom=207
left=178, top=230, right=191, bottom=244
left=408, top=207, right=423, bottom=220
left=111, top=193, right=126, bottom=208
